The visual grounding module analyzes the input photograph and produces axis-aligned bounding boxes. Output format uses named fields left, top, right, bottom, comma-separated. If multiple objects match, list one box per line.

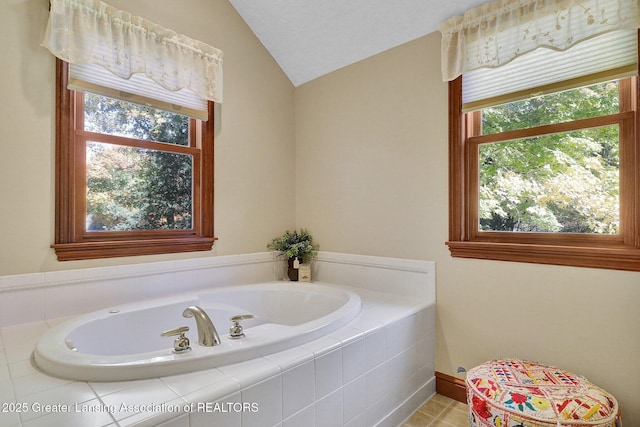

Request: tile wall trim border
left=0, top=252, right=275, bottom=293
left=317, top=251, right=434, bottom=273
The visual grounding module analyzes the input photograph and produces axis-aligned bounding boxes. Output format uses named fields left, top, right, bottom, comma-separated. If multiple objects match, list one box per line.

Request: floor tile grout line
left=430, top=398, right=452, bottom=426
left=429, top=395, right=465, bottom=427
left=403, top=394, right=468, bottom=427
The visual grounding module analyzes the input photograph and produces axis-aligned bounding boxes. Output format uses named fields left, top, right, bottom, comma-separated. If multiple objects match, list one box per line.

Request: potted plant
left=267, top=229, right=319, bottom=281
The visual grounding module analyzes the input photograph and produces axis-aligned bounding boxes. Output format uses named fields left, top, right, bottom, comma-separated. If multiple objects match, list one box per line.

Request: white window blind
left=42, top=0, right=223, bottom=120
left=462, top=29, right=638, bottom=111
left=68, top=63, right=209, bottom=120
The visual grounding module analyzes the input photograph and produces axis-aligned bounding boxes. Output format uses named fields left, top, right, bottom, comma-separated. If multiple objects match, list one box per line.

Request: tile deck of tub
left=0, top=285, right=435, bottom=427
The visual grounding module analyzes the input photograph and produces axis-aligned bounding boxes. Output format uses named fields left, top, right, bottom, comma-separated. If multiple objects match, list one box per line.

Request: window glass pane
left=479, top=125, right=619, bottom=234
left=84, top=93, right=190, bottom=146
left=86, top=142, right=193, bottom=231
left=481, top=81, right=619, bottom=135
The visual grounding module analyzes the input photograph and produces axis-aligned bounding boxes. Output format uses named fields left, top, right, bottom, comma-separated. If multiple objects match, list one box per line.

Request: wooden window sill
left=52, top=237, right=216, bottom=261
left=446, top=241, right=640, bottom=271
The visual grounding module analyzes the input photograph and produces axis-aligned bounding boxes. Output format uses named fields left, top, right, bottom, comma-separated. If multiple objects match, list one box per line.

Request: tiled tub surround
left=0, top=253, right=278, bottom=328
left=0, top=253, right=436, bottom=427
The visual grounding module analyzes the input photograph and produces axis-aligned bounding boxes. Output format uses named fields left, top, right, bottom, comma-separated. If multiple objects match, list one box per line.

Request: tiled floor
left=402, top=394, right=469, bottom=426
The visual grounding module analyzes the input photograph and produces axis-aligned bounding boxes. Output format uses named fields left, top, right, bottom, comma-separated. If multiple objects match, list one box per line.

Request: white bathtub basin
left=34, top=282, right=361, bottom=381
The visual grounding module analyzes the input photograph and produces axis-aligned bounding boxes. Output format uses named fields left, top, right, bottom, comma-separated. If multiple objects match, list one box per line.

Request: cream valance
left=41, top=0, right=223, bottom=104
left=439, top=0, right=640, bottom=82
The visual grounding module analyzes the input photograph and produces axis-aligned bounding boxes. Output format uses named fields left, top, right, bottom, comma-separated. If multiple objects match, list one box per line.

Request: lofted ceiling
left=228, top=0, right=489, bottom=86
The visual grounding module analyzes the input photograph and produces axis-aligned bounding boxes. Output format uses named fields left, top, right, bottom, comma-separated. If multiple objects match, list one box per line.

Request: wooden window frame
left=52, top=59, right=216, bottom=261
left=446, top=71, right=640, bottom=272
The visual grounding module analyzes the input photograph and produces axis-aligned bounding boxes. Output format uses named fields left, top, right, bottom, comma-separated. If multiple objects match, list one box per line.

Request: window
left=42, top=0, right=222, bottom=261
left=439, top=0, right=640, bottom=270
left=52, top=60, right=216, bottom=261
left=477, top=81, right=622, bottom=235
left=447, top=71, right=640, bottom=271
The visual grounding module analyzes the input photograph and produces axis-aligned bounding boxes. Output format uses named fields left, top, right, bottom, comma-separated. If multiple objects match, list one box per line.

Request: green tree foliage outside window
left=84, top=93, right=193, bottom=231
left=478, top=81, right=620, bottom=234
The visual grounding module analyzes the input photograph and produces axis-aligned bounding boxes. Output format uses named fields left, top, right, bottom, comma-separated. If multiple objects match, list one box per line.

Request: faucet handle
left=161, top=326, right=190, bottom=337
left=230, top=314, right=254, bottom=322
left=161, top=326, right=191, bottom=353
left=229, top=314, right=254, bottom=339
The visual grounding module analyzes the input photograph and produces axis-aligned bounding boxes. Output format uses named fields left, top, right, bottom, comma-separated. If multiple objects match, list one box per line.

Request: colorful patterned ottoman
left=467, top=359, right=621, bottom=427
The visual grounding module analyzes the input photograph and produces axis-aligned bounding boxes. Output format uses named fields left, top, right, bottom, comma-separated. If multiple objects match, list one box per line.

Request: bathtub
left=34, top=282, right=361, bottom=382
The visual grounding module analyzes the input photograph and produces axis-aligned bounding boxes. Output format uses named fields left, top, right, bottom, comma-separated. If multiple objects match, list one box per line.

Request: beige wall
left=0, top=0, right=296, bottom=275
left=295, top=33, right=640, bottom=423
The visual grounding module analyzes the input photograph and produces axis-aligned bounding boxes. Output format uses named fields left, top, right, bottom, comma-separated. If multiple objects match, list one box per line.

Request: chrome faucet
left=182, top=306, right=221, bottom=346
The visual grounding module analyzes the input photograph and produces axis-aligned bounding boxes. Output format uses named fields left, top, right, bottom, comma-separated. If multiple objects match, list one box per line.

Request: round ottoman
left=467, top=359, right=621, bottom=427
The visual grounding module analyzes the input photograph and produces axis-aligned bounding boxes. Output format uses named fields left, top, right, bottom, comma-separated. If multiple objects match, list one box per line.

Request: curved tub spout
left=182, top=306, right=221, bottom=346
